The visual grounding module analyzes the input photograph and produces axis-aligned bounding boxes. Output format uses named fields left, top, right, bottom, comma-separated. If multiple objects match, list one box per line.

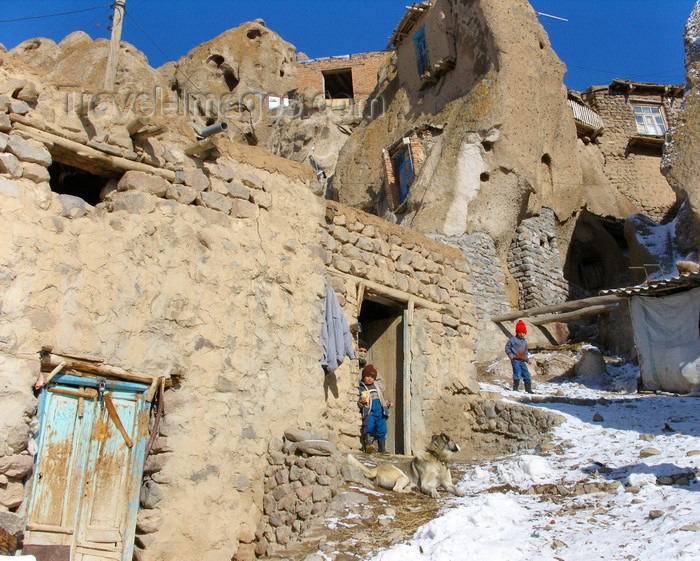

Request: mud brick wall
left=507, top=208, right=569, bottom=310
left=584, top=86, right=683, bottom=221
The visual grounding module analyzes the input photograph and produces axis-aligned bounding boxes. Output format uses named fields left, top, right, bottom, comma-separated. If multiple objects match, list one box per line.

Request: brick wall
left=296, top=51, right=388, bottom=103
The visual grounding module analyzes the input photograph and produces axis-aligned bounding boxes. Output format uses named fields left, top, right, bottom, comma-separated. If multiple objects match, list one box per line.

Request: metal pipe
left=198, top=122, right=229, bottom=138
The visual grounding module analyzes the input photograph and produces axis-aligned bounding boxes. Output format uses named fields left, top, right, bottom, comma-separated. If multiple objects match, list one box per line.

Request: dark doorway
left=564, top=210, right=630, bottom=294
left=322, top=68, right=353, bottom=100
left=358, top=297, right=406, bottom=454
left=48, top=161, right=110, bottom=206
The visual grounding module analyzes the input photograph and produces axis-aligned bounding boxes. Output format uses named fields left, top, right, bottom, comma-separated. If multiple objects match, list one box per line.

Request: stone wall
left=319, top=201, right=483, bottom=450
left=584, top=84, right=683, bottom=222
left=0, top=110, right=333, bottom=560
left=507, top=207, right=569, bottom=309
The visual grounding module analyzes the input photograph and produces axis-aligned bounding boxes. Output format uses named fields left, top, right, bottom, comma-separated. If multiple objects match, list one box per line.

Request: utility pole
left=104, top=0, right=126, bottom=90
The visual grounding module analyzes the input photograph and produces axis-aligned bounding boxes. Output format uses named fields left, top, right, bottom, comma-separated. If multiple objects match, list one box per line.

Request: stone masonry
left=507, top=207, right=569, bottom=309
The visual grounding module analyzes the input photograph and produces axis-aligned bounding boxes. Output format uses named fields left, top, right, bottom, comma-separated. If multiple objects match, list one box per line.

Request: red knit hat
left=515, top=320, right=527, bottom=334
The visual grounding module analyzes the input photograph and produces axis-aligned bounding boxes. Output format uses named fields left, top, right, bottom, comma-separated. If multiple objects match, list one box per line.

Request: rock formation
left=663, top=1, right=700, bottom=256
left=6, top=32, right=164, bottom=93
left=333, top=0, right=583, bottom=248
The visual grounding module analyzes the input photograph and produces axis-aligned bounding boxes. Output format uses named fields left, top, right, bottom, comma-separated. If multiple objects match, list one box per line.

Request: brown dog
left=347, top=433, right=465, bottom=498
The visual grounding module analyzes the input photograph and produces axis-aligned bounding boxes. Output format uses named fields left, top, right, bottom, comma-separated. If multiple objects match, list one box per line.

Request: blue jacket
left=505, top=335, right=529, bottom=361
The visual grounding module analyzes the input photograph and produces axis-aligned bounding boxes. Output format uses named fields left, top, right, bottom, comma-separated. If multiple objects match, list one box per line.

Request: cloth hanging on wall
left=320, top=285, right=356, bottom=375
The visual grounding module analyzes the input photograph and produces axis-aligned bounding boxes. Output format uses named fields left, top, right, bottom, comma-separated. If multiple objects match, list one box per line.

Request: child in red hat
left=505, top=320, right=534, bottom=393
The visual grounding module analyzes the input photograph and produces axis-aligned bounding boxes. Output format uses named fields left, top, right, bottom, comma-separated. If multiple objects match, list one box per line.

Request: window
left=394, top=145, right=413, bottom=204
left=322, top=68, right=353, bottom=100
left=633, top=105, right=667, bottom=136
left=413, top=26, right=429, bottom=76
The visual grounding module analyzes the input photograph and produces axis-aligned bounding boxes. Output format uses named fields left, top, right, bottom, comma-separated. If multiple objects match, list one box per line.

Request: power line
left=0, top=5, right=109, bottom=24
left=123, top=10, right=248, bottom=137
left=567, top=63, right=685, bottom=79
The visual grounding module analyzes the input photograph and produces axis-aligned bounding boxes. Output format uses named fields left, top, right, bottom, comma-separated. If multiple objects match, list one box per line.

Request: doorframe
left=357, top=287, right=414, bottom=455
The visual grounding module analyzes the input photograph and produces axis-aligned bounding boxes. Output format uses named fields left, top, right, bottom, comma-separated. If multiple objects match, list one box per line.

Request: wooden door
left=24, top=374, right=149, bottom=561
left=365, top=315, right=404, bottom=454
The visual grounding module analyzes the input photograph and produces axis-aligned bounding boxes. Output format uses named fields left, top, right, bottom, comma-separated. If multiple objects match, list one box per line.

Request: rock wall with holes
left=507, top=207, right=569, bottom=309
left=333, top=0, right=584, bottom=276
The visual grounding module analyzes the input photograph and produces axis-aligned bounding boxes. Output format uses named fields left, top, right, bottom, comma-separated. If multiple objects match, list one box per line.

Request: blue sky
left=0, top=0, right=694, bottom=91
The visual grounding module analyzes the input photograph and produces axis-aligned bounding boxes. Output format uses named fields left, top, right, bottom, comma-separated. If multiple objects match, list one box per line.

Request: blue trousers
left=511, top=359, right=531, bottom=383
left=363, top=401, right=387, bottom=440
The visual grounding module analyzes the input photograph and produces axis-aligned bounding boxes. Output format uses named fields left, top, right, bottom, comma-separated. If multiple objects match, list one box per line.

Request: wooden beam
left=529, top=303, right=620, bottom=326
left=41, top=353, right=158, bottom=385
left=10, top=118, right=176, bottom=181
left=126, top=116, right=149, bottom=135
left=491, top=294, right=622, bottom=323
left=327, top=267, right=442, bottom=311
left=184, top=137, right=219, bottom=156
left=356, top=282, right=366, bottom=317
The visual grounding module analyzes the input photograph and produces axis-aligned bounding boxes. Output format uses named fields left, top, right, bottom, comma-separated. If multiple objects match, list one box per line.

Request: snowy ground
left=366, top=372, right=700, bottom=561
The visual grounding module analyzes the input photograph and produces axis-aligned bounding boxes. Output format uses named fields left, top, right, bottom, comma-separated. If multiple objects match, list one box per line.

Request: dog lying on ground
left=347, top=433, right=465, bottom=498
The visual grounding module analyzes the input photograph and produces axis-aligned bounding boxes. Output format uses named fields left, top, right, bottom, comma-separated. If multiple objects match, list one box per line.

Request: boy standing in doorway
left=358, top=364, right=393, bottom=455
left=505, top=320, right=534, bottom=394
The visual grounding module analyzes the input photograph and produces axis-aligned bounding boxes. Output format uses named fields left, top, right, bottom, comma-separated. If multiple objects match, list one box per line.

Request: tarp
left=630, top=287, right=700, bottom=393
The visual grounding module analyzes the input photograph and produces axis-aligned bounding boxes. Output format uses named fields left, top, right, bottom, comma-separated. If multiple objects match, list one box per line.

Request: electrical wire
left=567, top=63, right=685, bottom=80
left=123, top=9, right=248, bottom=137
left=0, top=5, right=110, bottom=24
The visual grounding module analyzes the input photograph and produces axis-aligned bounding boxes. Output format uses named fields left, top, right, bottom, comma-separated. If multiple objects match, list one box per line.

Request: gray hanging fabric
left=320, top=285, right=356, bottom=375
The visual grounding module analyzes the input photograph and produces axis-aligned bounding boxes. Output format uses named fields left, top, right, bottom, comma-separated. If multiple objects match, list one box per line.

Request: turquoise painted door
left=24, top=374, right=149, bottom=561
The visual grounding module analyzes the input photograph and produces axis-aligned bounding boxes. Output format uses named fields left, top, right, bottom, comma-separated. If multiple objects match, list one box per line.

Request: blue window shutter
left=413, top=26, right=429, bottom=76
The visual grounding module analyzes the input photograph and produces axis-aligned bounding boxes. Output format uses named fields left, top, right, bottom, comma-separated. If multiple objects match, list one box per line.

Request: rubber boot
left=525, top=381, right=534, bottom=394
left=512, top=379, right=520, bottom=391
left=377, top=439, right=389, bottom=456
left=363, top=434, right=375, bottom=454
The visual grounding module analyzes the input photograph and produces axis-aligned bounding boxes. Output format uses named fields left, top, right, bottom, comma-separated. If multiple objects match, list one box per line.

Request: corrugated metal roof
left=600, top=270, right=700, bottom=297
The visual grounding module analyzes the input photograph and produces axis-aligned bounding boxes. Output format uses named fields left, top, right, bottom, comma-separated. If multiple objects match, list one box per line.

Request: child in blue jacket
left=358, top=364, right=393, bottom=454
left=505, top=320, right=534, bottom=393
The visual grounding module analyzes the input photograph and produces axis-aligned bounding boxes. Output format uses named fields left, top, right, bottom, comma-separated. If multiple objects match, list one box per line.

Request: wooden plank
left=42, top=354, right=157, bottom=385
left=44, top=361, right=67, bottom=385
left=356, top=282, right=366, bottom=317
left=103, top=393, right=133, bottom=448
left=491, top=294, right=622, bottom=323
left=48, top=387, right=97, bottom=399
left=126, top=116, right=149, bottom=135
left=403, top=309, right=412, bottom=456
left=529, top=303, right=620, bottom=326
left=10, top=119, right=176, bottom=181
left=184, top=137, right=218, bottom=156
left=145, top=376, right=160, bottom=403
